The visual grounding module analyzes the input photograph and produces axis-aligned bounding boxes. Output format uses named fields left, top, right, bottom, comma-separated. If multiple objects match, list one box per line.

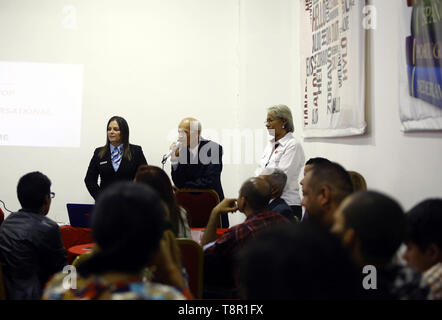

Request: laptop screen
left=66, top=203, right=94, bottom=228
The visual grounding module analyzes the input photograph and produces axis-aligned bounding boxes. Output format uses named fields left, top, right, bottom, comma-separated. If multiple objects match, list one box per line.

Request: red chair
left=175, top=189, right=220, bottom=228
left=176, top=238, right=204, bottom=299
left=59, top=226, right=94, bottom=264
left=0, top=257, right=6, bottom=300
left=0, top=208, right=4, bottom=226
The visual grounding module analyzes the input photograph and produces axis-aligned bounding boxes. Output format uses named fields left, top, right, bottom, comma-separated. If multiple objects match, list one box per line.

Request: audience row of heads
left=15, top=167, right=186, bottom=278
left=239, top=195, right=442, bottom=300
left=16, top=155, right=441, bottom=299
left=240, top=158, right=442, bottom=299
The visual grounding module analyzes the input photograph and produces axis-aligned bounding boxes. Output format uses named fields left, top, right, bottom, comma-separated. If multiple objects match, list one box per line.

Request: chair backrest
left=0, top=207, right=4, bottom=227
left=176, top=238, right=203, bottom=299
left=0, top=258, right=7, bottom=300
left=175, top=189, right=220, bottom=228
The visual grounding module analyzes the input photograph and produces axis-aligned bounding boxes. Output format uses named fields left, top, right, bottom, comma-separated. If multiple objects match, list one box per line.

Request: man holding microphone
left=168, top=117, right=227, bottom=228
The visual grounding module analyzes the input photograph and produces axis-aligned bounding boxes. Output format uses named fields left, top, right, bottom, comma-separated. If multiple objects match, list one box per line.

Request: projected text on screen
left=0, top=61, right=83, bottom=147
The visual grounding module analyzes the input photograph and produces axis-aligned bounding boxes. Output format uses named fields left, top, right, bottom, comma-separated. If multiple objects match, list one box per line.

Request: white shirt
left=255, top=132, right=305, bottom=206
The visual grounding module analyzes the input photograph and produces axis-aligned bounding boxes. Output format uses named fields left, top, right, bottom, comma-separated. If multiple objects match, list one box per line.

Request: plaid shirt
left=381, top=263, right=430, bottom=300
left=203, top=210, right=289, bottom=294
left=423, top=262, right=442, bottom=300
left=204, top=210, right=289, bottom=258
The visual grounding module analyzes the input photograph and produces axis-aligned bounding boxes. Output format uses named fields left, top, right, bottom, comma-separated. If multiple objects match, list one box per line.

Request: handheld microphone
left=162, top=141, right=181, bottom=164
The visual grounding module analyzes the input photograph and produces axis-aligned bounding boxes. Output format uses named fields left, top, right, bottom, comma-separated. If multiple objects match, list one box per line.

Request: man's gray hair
left=261, top=167, right=287, bottom=191
left=267, top=104, right=294, bottom=133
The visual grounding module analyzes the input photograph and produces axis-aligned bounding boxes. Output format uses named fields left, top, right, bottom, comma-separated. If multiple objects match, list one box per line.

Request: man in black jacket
left=170, top=117, right=227, bottom=227
left=0, top=172, right=67, bottom=300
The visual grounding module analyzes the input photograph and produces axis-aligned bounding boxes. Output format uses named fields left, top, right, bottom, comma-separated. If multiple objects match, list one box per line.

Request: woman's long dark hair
left=77, top=182, right=166, bottom=277
left=98, top=116, right=132, bottom=160
left=135, top=165, right=185, bottom=237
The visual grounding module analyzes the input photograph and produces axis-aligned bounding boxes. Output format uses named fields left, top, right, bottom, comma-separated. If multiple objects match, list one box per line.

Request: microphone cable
left=0, top=199, right=13, bottom=213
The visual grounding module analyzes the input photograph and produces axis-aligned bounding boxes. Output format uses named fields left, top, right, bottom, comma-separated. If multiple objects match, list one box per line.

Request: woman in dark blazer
left=84, top=116, right=147, bottom=200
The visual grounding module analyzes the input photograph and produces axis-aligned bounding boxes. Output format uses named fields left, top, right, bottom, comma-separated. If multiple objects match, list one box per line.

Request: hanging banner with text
left=300, top=0, right=366, bottom=138
left=399, top=0, right=442, bottom=131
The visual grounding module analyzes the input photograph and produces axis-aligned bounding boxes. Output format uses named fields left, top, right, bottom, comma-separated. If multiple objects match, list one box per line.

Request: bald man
left=170, top=117, right=227, bottom=227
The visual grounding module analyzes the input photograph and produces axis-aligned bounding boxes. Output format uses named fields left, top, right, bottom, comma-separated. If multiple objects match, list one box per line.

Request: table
left=67, top=243, right=94, bottom=264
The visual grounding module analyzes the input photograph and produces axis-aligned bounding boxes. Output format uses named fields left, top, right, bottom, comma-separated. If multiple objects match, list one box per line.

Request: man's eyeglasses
left=50, top=192, right=55, bottom=199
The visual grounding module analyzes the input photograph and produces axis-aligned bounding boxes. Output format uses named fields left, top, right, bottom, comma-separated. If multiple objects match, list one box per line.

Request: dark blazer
left=268, top=197, right=296, bottom=223
left=84, top=144, right=147, bottom=200
left=171, top=139, right=224, bottom=201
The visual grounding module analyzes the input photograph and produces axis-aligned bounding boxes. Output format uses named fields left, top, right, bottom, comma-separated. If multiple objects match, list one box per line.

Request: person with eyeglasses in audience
left=0, top=171, right=67, bottom=300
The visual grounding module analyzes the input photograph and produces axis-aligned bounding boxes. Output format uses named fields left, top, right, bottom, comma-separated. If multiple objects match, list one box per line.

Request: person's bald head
left=178, top=117, right=201, bottom=148
left=259, top=168, right=287, bottom=199
left=239, top=177, right=272, bottom=213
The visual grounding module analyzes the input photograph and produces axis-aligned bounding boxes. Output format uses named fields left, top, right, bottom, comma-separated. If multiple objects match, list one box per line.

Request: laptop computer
left=66, top=203, right=94, bottom=228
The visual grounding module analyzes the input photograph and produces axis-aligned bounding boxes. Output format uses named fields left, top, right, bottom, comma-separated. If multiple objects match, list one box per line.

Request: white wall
left=0, top=0, right=441, bottom=224
left=224, top=0, right=442, bottom=215
left=292, top=0, right=442, bottom=210
left=0, top=0, right=242, bottom=223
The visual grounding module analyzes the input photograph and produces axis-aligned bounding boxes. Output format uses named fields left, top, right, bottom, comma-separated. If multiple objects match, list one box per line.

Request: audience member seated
left=303, top=157, right=332, bottom=176
left=300, top=157, right=332, bottom=221
left=403, top=199, right=442, bottom=300
left=331, top=190, right=430, bottom=300
left=238, top=222, right=364, bottom=300
left=135, top=165, right=191, bottom=238
left=300, top=161, right=353, bottom=229
left=201, top=177, right=289, bottom=298
left=348, top=170, right=367, bottom=192
left=0, top=172, right=67, bottom=300
left=43, top=182, right=187, bottom=300
left=259, top=168, right=298, bottom=223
